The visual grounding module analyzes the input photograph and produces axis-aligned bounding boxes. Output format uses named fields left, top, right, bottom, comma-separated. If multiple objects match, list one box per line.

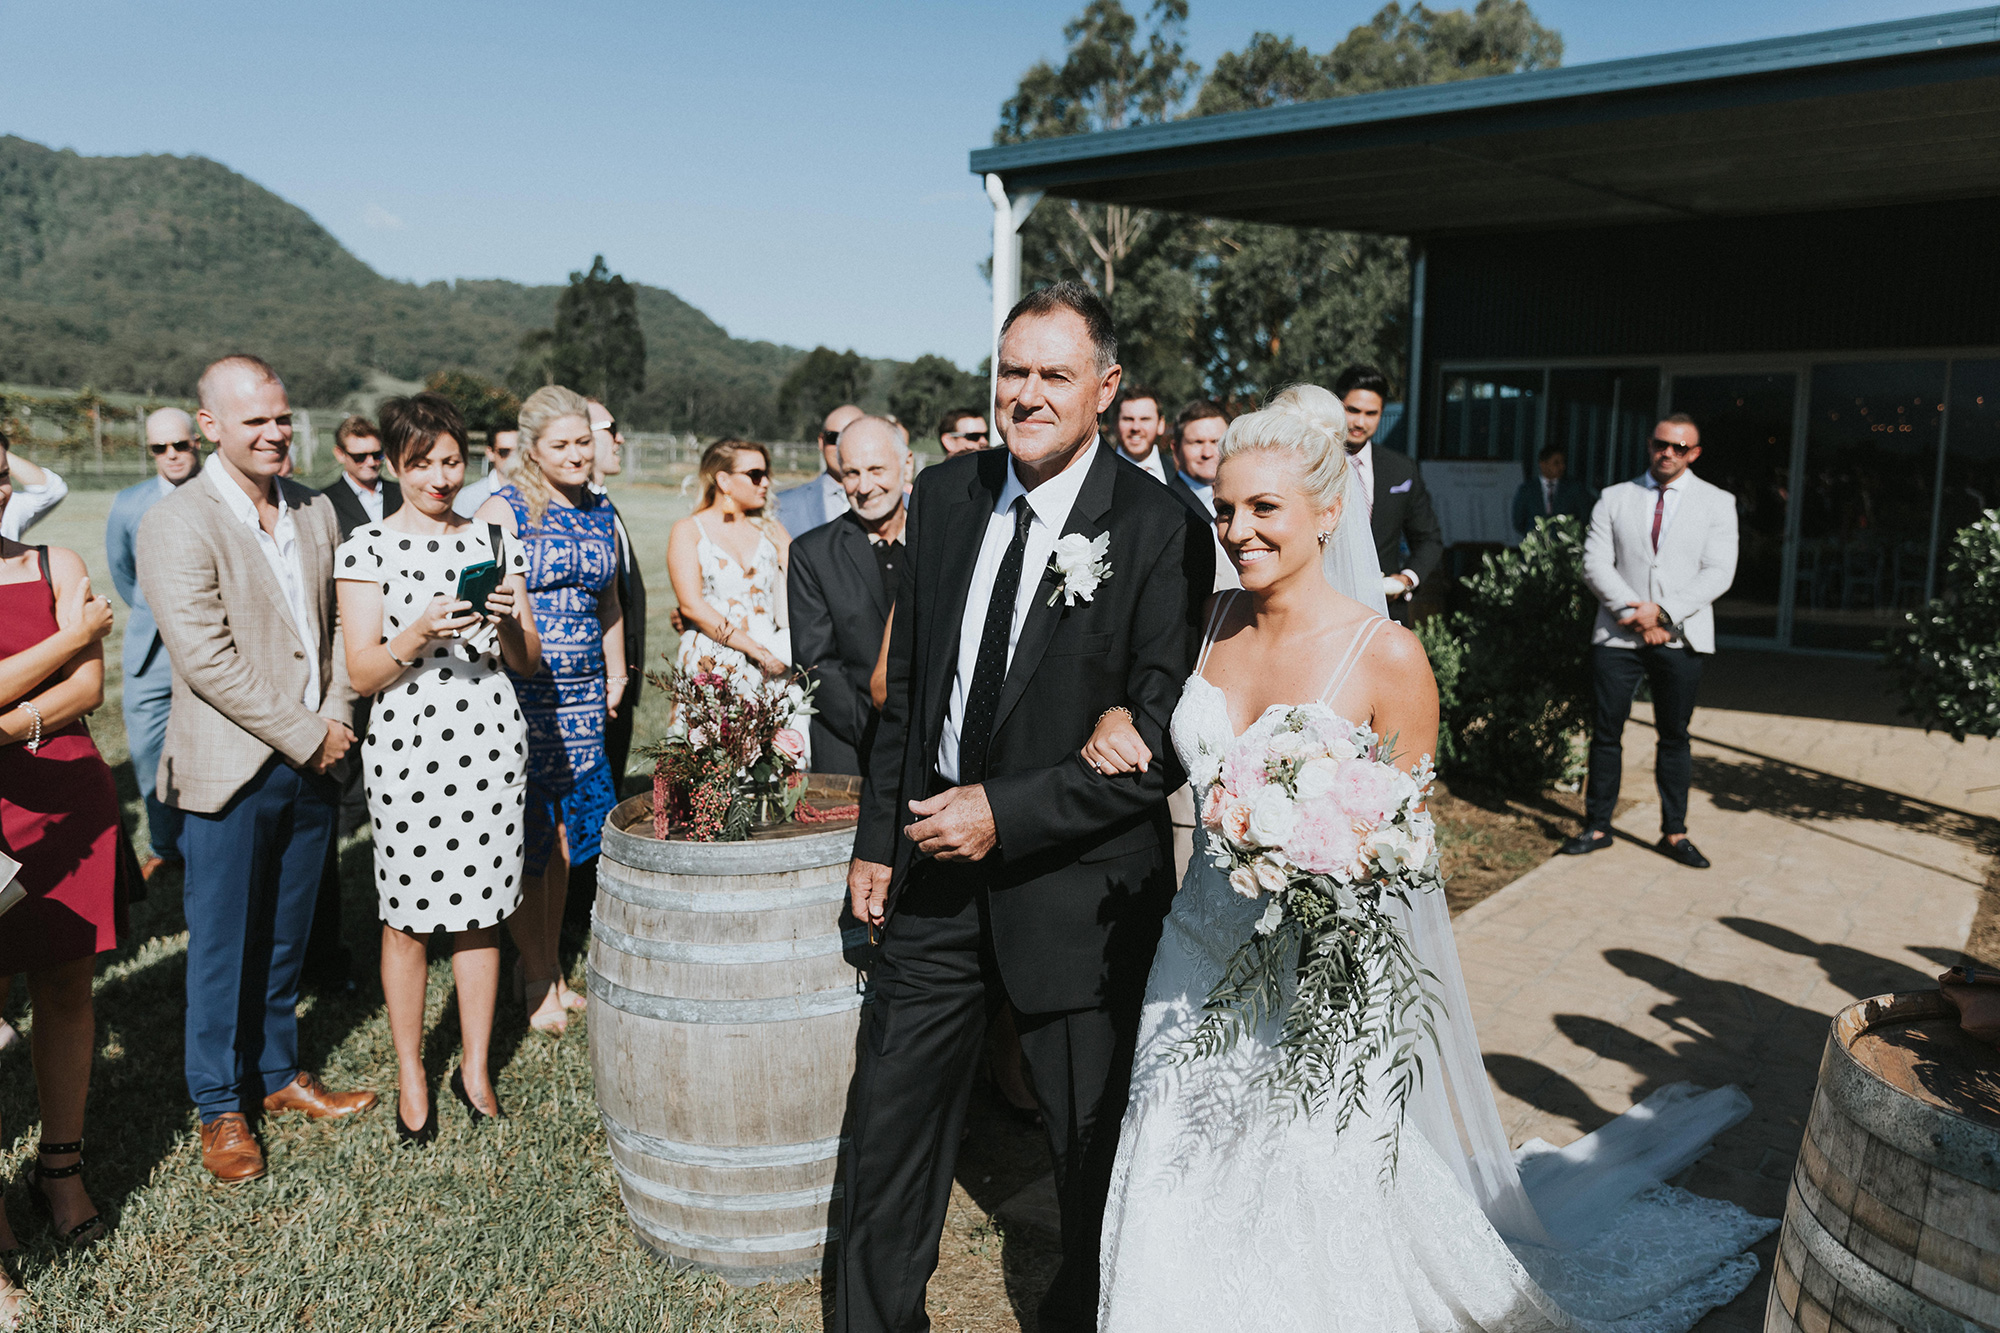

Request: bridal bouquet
left=1179, top=706, right=1445, bottom=1158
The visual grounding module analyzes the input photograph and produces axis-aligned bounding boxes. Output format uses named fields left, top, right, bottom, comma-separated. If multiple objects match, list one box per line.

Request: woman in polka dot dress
left=337, top=393, right=540, bottom=1141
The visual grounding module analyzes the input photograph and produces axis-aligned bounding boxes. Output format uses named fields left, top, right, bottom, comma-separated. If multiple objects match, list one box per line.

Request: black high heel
left=23, top=1141, right=105, bottom=1247
left=450, top=1068, right=504, bottom=1124
left=394, top=1098, right=437, bottom=1148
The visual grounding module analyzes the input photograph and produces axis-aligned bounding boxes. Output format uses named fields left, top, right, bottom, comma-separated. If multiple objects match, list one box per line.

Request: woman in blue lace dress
left=476, top=385, right=624, bottom=1035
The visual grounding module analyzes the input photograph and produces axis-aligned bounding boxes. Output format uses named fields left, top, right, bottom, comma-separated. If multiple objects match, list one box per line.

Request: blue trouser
left=121, top=647, right=184, bottom=860
left=180, top=757, right=337, bottom=1121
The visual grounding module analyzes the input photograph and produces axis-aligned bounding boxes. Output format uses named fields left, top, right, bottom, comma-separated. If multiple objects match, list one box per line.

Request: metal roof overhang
left=968, top=8, right=2000, bottom=236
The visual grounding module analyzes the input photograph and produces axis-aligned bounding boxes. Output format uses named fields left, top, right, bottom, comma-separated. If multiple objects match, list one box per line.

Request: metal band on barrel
left=621, top=1202, right=834, bottom=1256
left=1820, top=1039, right=2000, bottom=1191
left=1787, top=1181, right=1976, bottom=1333
left=599, top=1112, right=844, bottom=1170
left=587, top=965, right=863, bottom=1024
left=592, top=918, right=869, bottom=966
left=595, top=863, right=849, bottom=914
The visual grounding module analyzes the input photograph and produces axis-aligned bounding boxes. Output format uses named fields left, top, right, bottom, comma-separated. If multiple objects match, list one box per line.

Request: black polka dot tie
left=959, top=497, right=1032, bottom=785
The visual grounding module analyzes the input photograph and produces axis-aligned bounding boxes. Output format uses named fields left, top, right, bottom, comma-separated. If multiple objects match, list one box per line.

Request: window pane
left=1670, top=373, right=1796, bottom=642
left=1793, top=360, right=1947, bottom=652
left=1942, top=360, right=2000, bottom=549
left=1548, top=367, right=1660, bottom=495
left=1437, top=370, right=1542, bottom=463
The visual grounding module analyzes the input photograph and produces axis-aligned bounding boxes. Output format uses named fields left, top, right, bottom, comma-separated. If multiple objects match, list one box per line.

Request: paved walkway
left=1455, top=699, right=1998, bottom=1330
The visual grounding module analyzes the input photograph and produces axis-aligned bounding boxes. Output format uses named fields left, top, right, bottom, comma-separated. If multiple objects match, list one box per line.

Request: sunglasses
left=149, top=440, right=197, bottom=455
left=1648, top=437, right=1697, bottom=455
left=948, top=430, right=989, bottom=444
left=344, top=450, right=384, bottom=463
left=734, top=468, right=770, bottom=485
left=818, top=430, right=841, bottom=446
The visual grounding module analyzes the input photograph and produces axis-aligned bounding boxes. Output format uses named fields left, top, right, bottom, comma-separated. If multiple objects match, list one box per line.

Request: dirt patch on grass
left=1431, top=779, right=1638, bottom=918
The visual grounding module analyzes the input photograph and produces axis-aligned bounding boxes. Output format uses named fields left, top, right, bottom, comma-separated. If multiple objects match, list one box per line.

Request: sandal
left=556, top=978, right=587, bottom=1013
left=24, top=1141, right=106, bottom=1248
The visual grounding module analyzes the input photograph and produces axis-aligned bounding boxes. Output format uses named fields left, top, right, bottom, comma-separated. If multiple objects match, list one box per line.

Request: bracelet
left=1097, top=706, right=1134, bottom=729
left=17, top=699, right=43, bottom=754
left=385, top=640, right=418, bottom=669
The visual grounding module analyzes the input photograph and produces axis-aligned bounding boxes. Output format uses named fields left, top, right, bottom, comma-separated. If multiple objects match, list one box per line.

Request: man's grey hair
left=146, top=406, right=195, bottom=436
left=836, top=415, right=909, bottom=457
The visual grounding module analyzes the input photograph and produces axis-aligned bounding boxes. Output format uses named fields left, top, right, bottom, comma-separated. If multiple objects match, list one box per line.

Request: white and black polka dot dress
left=335, top=523, right=530, bottom=935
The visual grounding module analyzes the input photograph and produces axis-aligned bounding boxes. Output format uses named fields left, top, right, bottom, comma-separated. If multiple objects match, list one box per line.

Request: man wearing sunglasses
left=936, top=407, right=990, bottom=458
left=777, top=402, right=863, bottom=537
left=105, top=407, right=204, bottom=876
left=319, top=415, right=400, bottom=536
left=1566, top=413, right=1738, bottom=870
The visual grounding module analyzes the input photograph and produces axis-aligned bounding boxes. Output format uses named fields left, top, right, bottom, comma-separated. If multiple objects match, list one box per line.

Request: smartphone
left=455, top=560, right=503, bottom=616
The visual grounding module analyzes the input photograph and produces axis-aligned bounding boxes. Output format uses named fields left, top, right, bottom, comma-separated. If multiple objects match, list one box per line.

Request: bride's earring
left=1316, top=530, right=1331, bottom=548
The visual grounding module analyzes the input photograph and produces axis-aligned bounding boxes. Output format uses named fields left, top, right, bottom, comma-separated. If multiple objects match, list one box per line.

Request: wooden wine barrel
left=588, top=786, right=863, bottom=1285
left=1767, top=990, right=2000, bottom=1333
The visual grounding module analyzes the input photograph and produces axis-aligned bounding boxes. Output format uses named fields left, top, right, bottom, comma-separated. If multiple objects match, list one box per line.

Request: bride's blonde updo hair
left=1218, top=383, right=1352, bottom=511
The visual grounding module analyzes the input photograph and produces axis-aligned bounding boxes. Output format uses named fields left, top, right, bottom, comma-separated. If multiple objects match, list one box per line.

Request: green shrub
left=1416, top=516, right=1596, bottom=792
left=1885, top=511, right=2000, bottom=741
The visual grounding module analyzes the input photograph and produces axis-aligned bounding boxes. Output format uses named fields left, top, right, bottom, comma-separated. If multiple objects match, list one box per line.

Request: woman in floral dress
left=475, top=385, right=623, bottom=1035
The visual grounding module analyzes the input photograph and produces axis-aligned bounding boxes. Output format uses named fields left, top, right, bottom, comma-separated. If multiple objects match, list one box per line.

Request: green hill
left=0, top=134, right=817, bottom=434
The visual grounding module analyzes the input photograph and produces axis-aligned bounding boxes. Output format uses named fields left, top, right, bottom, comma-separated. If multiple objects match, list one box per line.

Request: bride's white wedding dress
left=1098, top=600, right=1777, bottom=1332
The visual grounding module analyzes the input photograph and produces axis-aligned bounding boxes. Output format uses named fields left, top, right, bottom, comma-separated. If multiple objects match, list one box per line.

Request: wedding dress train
left=1097, top=633, right=1777, bottom=1332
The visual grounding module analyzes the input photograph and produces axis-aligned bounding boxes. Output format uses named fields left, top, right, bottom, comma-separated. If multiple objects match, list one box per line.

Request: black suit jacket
left=1165, top=472, right=1213, bottom=523
left=604, top=497, right=646, bottom=791
left=319, top=476, right=401, bottom=539
left=1367, top=445, right=1444, bottom=585
left=1511, top=476, right=1594, bottom=536
left=859, top=445, right=1213, bottom=1011
left=788, top=512, right=891, bottom=777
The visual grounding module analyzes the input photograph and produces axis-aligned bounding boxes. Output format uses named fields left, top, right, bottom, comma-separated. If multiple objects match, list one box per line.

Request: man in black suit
left=1512, top=443, right=1594, bottom=537
left=1336, top=365, right=1443, bottom=625
left=589, top=398, right=646, bottom=795
left=320, top=415, right=401, bottom=536
left=838, top=282, right=1212, bottom=1333
left=788, top=417, right=906, bottom=776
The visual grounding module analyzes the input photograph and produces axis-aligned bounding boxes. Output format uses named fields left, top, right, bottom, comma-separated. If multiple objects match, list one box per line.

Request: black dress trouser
left=1584, top=642, right=1706, bottom=836
left=834, top=863, right=1137, bottom=1333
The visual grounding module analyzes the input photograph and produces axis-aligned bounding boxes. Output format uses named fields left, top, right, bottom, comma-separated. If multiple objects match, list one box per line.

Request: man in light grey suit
left=105, top=406, right=202, bottom=874
left=138, top=355, right=377, bottom=1184
left=1563, top=413, right=1738, bottom=869
left=776, top=402, right=862, bottom=536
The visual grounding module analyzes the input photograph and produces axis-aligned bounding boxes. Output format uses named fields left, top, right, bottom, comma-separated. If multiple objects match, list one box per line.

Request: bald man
left=139, top=355, right=374, bottom=1182
left=777, top=402, right=864, bottom=536
left=787, top=416, right=909, bottom=775
left=106, top=407, right=203, bottom=873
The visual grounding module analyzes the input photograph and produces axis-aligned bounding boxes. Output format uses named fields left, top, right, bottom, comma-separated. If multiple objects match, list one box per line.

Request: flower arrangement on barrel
left=1178, top=705, right=1444, bottom=1167
left=640, top=655, right=818, bottom=842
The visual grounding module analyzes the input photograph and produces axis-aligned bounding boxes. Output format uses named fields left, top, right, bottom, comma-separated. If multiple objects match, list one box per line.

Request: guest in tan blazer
left=137, top=355, right=378, bottom=1185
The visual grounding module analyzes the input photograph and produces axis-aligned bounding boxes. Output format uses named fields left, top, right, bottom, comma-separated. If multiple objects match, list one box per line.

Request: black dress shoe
left=1558, top=831, right=1613, bottom=856
left=1659, top=837, right=1711, bottom=869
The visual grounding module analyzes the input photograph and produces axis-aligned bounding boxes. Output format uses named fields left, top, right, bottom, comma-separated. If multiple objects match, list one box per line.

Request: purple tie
left=1650, top=487, right=1665, bottom=553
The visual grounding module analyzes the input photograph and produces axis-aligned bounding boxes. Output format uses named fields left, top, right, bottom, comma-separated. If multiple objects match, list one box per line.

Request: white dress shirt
left=1637, top=469, right=1688, bottom=544
left=454, top=471, right=498, bottom=519
left=205, top=453, right=320, bottom=707
left=1541, top=475, right=1559, bottom=514
left=155, top=474, right=177, bottom=499
left=1349, top=441, right=1420, bottom=595
left=343, top=471, right=386, bottom=524
left=1120, top=445, right=1167, bottom=483
left=1177, top=470, right=1215, bottom=516
left=0, top=465, right=67, bottom=541
left=936, top=439, right=1101, bottom=784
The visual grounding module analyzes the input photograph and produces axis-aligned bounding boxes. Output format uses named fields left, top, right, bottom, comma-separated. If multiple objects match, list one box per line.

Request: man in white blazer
left=1562, top=414, right=1737, bottom=868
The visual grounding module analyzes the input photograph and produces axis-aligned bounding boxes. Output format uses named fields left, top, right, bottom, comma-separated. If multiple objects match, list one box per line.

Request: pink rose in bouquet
left=1281, top=802, right=1362, bottom=876
left=772, top=728, right=808, bottom=767
left=1329, top=757, right=1402, bottom=830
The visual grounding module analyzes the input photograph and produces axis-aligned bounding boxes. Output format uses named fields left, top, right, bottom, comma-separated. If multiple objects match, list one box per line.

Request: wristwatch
left=1656, top=607, right=1676, bottom=632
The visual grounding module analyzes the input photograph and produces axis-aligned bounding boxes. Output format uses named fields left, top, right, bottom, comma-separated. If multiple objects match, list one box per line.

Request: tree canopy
left=999, top=1, right=1563, bottom=410
left=776, top=347, right=870, bottom=441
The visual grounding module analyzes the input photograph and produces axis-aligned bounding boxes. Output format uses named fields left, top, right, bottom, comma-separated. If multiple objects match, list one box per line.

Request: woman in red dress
left=0, top=436, right=122, bottom=1326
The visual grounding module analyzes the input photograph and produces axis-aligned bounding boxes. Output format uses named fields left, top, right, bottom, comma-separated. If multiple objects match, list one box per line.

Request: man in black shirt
left=788, top=416, right=908, bottom=776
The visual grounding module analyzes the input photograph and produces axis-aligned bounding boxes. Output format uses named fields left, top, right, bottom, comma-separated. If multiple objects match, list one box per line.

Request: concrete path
left=1454, top=703, right=1998, bottom=1330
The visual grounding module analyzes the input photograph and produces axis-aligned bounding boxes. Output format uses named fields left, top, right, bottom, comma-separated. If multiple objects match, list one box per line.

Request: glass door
left=1792, top=362, right=1948, bottom=652
left=1668, top=373, right=1798, bottom=643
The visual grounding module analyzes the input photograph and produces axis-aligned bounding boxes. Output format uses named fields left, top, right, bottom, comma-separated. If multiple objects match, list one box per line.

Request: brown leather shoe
left=262, top=1072, right=378, bottom=1121
left=199, top=1113, right=266, bottom=1183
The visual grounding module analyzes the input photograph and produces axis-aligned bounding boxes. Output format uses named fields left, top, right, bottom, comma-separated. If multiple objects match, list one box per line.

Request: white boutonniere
left=1047, top=532, right=1112, bottom=606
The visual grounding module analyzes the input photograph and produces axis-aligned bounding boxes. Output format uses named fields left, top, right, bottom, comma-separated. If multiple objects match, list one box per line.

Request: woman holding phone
left=336, top=392, right=539, bottom=1141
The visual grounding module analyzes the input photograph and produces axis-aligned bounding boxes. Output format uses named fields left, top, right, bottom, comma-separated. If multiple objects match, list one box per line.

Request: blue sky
left=0, top=0, right=1964, bottom=367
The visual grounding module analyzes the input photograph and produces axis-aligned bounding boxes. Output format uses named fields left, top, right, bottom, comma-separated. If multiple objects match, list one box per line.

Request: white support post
left=986, top=173, right=1043, bottom=435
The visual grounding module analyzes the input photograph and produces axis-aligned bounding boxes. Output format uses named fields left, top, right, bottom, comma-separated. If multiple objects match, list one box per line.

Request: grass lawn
left=1, top=474, right=1570, bottom=1331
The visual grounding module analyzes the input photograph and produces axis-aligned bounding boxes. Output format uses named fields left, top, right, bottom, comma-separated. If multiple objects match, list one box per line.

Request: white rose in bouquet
left=1252, top=851, right=1290, bottom=896
left=1295, top=756, right=1341, bottom=800
left=1367, top=825, right=1420, bottom=873
left=1247, top=786, right=1299, bottom=847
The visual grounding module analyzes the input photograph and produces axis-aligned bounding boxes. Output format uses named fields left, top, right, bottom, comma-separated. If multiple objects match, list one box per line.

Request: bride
left=1080, top=386, right=1775, bottom=1332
